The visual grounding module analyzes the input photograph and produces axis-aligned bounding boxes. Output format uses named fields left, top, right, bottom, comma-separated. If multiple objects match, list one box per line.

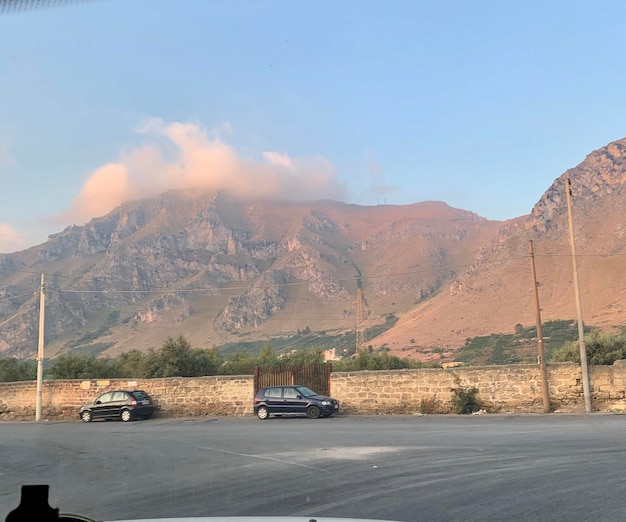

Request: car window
left=264, top=388, right=282, bottom=398
left=132, top=391, right=149, bottom=400
left=283, top=388, right=299, bottom=399
left=97, top=392, right=114, bottom=403
left=295, top=386, right=317, bottom=397
left=112, top=391, right=128, bottom=401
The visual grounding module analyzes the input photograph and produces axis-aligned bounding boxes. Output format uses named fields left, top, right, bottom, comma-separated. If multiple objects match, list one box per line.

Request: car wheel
left=120, top=409, right=132, bottom=422
left=306, top=405, right=321, bottom=419
left=256, top=406, right=269, bottom=420
left=81, top=410, right=92, bottom=423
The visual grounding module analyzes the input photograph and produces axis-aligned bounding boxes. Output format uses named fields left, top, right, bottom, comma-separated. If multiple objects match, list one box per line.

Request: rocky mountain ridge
left=1, top=138, right=625, bottom=360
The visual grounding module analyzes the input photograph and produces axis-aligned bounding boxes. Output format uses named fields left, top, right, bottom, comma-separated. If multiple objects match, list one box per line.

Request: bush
left=451, top=386, right=480, bottom=414
left=333, top=351, right=423, bottom=371
left=419, top=396, right=439, bottom=414
left=48, top=354, right=121, bottom=379
left=551, top=331, right=626, bottom=365
left=142, top=336, right=223, bottom=378
left=0, top=357, right=37, bottom=382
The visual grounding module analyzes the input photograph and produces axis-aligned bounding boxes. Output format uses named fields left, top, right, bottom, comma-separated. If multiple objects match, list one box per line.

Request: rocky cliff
left=0, top=192, right=495, bottom=358
left=1, top=138, right=625, bottom=360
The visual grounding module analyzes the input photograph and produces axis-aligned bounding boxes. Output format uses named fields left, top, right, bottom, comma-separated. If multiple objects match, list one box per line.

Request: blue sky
left=1, top=0, right=625, bottom=252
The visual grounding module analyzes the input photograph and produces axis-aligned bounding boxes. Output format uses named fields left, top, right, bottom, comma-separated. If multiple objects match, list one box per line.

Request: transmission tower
left=355, top=288, right=365, bottom=353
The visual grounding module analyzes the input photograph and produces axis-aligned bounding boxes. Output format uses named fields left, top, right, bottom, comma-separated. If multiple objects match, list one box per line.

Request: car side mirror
left=296, top=395, right=302, bottom=399
left=95, top=400, right=101, bottom=404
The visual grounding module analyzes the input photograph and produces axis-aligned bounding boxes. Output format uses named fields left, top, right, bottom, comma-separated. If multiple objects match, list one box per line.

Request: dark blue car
left=254, top=385, right=339, bottom=419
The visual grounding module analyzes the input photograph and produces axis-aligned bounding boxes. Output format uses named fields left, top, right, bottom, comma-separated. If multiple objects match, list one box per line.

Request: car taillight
left=254, top=397, right=260, bottom=403
left=131, top=398, right=137, bottom=406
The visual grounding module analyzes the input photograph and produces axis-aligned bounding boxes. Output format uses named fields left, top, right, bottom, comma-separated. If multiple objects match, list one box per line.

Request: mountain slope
left=370, top=138, right=626, bottom=359
left=0, top=193, right=495, bottom=358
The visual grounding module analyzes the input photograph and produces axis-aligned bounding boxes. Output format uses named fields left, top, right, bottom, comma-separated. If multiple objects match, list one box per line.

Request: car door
left=282, top=386, right=307, bottom=414
left=263, top=387, right=284, bottom=413
left=91, top=392, right=114, bottom=420
left=110, top=391, right=129, bottom=419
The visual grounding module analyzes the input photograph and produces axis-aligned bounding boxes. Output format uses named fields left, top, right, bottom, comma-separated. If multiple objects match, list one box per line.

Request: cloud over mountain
left=60, top=119, right=345, bottom=225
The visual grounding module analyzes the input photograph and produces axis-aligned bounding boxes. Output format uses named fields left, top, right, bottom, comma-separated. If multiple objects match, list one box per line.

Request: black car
left=253, top=385, right=339, bottom=420
left=79, top=389, right=155, bottom=423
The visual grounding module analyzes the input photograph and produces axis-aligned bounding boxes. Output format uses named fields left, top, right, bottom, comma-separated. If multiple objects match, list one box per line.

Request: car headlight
left=321, top=401, right=330, bottom=405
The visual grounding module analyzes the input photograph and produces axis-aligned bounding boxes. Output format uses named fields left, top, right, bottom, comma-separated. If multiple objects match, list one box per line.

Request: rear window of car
left=264, top=388, right=282, bottom=398
left=132, top=391, right=150, bottom=400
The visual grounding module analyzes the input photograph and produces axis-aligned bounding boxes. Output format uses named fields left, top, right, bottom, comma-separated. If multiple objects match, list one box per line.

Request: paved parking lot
left=2, top=414, right=626, bottom=521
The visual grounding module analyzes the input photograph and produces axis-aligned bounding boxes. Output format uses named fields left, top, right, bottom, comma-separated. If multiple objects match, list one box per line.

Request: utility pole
left=355, top=288, right=365, bottom=353
left=565, top=179, right=592, bottom=413
left=35, top=273, right=46, bottom=422
left=528, top=240, right=551, bottom=413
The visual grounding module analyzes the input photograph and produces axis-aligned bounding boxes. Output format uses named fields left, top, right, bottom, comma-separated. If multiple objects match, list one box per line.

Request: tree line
left=0, top=335, right=425, bottom=382
left=3, top=330, right=625, bottom=383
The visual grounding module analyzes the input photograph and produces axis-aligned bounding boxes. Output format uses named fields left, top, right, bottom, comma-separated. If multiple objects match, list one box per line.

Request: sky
left=1, top=0, right=626, bottom=253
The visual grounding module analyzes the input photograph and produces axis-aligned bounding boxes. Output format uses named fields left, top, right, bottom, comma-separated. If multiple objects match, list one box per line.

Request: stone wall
left=2, top=362, right=626, bottom=420
left=0, top=375, right=254, bottom=420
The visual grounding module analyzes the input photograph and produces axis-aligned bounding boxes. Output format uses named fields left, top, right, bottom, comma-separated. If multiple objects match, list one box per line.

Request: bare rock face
left=0, top=191, right=492, bottom=356
left=530, top=138, right=626, bottom=234
left=1, top=138, right=625, bottom=358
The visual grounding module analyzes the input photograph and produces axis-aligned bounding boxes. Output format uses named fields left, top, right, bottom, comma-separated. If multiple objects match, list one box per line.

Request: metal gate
left=254, top=363, right=332, bottom=397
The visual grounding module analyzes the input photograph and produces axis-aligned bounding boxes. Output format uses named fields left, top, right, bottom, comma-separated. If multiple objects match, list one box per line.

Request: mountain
left=1, top=138, right=625, bottom=361
left=371, top=138, right=626, bottom=359
left=0, top=192, right=496, bottom=358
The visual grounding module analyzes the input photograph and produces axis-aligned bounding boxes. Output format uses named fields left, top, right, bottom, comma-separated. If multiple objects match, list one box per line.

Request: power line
left=0, top=0, right=103, bottom=14
left=0, top=291, right=34, bottom=303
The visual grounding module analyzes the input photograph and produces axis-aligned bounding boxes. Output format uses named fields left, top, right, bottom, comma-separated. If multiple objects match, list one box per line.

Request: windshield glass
left=2, top=1, right=626, bottom=522
left=295, top=386, right=317, bottom=397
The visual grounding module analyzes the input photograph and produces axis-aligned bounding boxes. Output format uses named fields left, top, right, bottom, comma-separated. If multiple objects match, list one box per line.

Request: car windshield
left=295, top=386, right=318, bottom=397
left=2, top=1, right=626, bottom=522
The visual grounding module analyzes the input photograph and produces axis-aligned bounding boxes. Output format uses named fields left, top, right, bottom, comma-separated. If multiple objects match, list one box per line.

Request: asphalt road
left=1, top=414, right=626, bottom=521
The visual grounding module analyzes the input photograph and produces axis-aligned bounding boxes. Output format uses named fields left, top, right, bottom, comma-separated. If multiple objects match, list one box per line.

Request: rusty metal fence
left=253, top=363, right=332, bottom=397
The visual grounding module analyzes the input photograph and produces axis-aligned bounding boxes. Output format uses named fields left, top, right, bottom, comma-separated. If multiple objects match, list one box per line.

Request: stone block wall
left=2, top=361, right=626, bottom=420
left=0, top=375, right=254, bottom=420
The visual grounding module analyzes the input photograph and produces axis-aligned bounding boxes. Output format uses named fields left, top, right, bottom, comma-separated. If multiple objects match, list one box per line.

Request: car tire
left=306, top=405, right=321, bottom=419
left=256, top=406, right=269, bottom=420
left=81, top=410, right=92, bottom=423
left=120, top=409, right=132, bottom=422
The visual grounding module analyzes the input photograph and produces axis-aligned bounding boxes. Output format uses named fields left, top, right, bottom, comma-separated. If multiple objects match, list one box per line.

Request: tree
left=48, top=354, right=121, bottom=379
left=333, top=351, right=423, bottom=371
left=142, top=336, right=222, bottom=378
left=221, top=349, right=259, bottom=375
left=117, top=349, right=147, bottom=378
left=280, top=348, right=325, bottom=366
left=551, top=331, right=626, bottom=365
left=258, top=344, right=279, bottom=367
left=0, top=357, right=36, bottom=382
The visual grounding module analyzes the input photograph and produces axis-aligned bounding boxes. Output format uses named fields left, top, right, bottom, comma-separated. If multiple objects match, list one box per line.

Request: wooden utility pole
left=528, top=240, right=551, bottom=413
left=565, top=178, right=592, bottom=413
left=35, top=273, right=45, bottom=422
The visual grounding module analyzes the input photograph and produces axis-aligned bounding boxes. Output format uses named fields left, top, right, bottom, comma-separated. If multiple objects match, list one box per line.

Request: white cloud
left=0, top=223, right=31, bottom=254
left=263, top=151, right=293, bottom=169
left=60, top=120, right=345, bottom=225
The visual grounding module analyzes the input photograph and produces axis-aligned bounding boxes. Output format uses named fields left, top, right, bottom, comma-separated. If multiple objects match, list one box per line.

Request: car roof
left=99, top=389, right=146, bottom=394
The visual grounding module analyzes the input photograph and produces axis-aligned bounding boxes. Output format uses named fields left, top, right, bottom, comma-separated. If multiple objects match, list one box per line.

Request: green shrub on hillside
left=551, top=331, right=626, bottom=365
